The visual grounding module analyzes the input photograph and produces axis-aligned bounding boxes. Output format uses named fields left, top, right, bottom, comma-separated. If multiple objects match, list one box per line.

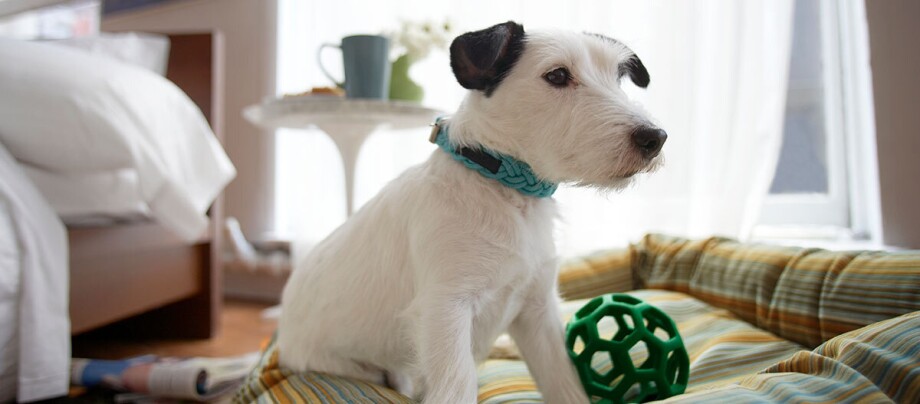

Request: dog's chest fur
left=466, top=190, right=557, bottom=362
left=407, top=150, right=559, bottom=361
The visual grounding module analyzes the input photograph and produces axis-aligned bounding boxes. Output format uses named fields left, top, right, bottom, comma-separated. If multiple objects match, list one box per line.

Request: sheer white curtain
left=276, top=0, right=794, bottom=256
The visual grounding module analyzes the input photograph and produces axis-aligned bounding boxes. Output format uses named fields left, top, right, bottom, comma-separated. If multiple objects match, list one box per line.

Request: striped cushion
left=774, top=310, right=920, bottom=403
left=233, top=338, right=412, bottom=403
left=479, top=290, right=807, bottom=403
left=236, top=233, right=920, bottom=403
left=237, top=290, right=806, bottom=403
left=479, top=291, right=920, bottom=403
left=630, top=234, right=920, bottom=348
left=655, top=310, right=920, bottom=403
left=478, top=360, right=541, bottom=403
left=236, top=291, right=918, bottom=403
left=557, top=248, right=635, bottom=300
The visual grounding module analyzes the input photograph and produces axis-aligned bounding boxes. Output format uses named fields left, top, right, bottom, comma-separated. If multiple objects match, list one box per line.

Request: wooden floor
left=72, top=299, right=277, bottom=359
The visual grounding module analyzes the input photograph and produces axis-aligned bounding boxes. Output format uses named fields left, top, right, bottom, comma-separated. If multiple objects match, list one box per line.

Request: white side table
left=244, top=97, right=441, bottom=215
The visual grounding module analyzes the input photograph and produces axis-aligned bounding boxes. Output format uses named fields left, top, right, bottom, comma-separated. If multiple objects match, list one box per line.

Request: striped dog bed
left=235, top=234, right=920, bottom=403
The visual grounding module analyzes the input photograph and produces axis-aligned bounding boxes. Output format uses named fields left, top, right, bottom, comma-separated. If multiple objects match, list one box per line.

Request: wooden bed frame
left=69, top=33, right=224, bottom=339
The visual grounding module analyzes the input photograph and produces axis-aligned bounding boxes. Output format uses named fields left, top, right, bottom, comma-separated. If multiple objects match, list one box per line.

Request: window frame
left=756, top=0, right=880, bottom=242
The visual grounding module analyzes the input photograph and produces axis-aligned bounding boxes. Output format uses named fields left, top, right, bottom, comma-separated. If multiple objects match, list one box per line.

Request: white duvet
left=0, top=143, right=69, bottom=403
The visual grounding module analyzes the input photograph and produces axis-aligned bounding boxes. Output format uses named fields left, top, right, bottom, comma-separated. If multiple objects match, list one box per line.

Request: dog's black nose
left=632, top=127, right=667, bottom=158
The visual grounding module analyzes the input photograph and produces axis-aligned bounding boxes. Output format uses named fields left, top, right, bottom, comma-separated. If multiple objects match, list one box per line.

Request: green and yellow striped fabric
left=233, top=337, right=412, bottom=404
left=626, top=234, right=920, bottom=348
left=771, top=310, right=920, bottom=403
left=479, top=290, right=807, bottom=402
left=236, top=234, right=919, bottom=403
left=558, top=248, right=635, bottom=300
left=480, top=290, right=919, bottom=403
left=655, top=310, right=920, bottom=403
left=236, top=290, right=918, bottom=403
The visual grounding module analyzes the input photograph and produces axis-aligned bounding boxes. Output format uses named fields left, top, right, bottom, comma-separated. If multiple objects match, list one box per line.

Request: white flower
left=388, top=18, right=453, bottom=61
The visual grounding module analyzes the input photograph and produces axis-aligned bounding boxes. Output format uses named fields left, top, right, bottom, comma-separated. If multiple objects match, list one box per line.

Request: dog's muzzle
left=632, top=128, right=667, bottom=159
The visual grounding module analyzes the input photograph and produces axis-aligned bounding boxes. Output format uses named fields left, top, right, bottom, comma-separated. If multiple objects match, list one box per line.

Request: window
left=756, top=0, right=880, bottom=242
left=0, top=0, right=98, bottom=39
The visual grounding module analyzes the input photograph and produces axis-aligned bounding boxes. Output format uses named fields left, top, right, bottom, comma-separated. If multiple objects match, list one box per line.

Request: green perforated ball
left=565, top=293, right=689, bottom=404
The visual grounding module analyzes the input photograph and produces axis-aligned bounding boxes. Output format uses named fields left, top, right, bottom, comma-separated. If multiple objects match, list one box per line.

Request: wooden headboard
left=165, top=33, right=212, bottom=123
left=164, top=32, right=222, bottom=140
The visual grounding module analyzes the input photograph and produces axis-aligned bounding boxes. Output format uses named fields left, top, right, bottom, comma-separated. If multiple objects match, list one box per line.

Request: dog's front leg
left=509, top=291, right=589, bottom=404
left=416, top=292, right=478, bottom=404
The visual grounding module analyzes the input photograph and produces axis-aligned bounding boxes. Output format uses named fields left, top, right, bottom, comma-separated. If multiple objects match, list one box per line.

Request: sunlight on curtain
left=276, top=0, right=793, bottom=256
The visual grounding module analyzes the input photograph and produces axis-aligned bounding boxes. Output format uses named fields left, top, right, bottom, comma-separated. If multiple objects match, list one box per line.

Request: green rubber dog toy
left=565, top=293, right=690, bottom=404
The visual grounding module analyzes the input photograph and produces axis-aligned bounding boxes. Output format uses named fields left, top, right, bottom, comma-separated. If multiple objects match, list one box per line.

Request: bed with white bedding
left=0, top=32, right=234, bottom=402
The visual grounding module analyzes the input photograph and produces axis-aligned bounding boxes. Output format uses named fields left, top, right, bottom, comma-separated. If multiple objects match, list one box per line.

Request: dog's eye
left=543, top=67, right=571, bottom=87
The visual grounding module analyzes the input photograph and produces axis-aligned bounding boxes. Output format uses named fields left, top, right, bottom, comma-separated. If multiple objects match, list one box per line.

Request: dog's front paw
left=545, top=370, right=590, bottom=404
left=553, top=386, right=590, bottom=404
left=419, top=377, right=478, bottom=404
left=421, top=391, right=477, bottom=404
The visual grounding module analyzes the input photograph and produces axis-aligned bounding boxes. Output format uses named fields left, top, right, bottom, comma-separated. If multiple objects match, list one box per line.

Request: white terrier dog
left=279, top=21, right=666, bottom=403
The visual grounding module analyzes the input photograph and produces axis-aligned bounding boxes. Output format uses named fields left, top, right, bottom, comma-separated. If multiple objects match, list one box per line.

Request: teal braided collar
left=429, top=118, right=558, bottom=198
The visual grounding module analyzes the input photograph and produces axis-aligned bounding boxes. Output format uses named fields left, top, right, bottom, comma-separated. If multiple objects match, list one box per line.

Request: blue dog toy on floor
left=565, top=293, right=690, bottom=404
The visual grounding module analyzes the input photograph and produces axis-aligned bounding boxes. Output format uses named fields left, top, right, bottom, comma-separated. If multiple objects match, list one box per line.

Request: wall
left=102, top=0, right=277, bottom=239
left=865, top=0, right=920, bottom=248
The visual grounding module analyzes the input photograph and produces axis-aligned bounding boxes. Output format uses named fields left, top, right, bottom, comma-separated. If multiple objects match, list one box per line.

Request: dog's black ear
left=624, top=54, right=650, bottom=88
left=450, top=21, right=525, bottom=96
left=584, top=33, right=650, bottom=88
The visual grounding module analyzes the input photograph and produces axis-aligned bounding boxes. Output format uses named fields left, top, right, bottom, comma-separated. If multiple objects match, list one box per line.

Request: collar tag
left=429, top=122, right=441, bottom=144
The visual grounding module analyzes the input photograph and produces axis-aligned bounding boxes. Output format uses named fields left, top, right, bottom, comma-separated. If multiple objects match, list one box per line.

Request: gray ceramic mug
left=318, top=35, right=391, bottom=99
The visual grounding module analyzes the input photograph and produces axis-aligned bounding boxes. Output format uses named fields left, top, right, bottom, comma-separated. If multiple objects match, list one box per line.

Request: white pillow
left=0, top=38, right=236, bottom=241
left=54, top=32, right=171, bottom=76
left=21, top=164, right=149, bottom=221
left=0, top=38, right=179, bottom=171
